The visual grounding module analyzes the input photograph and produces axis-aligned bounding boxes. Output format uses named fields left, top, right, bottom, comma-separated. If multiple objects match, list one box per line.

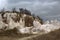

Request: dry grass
left=0, top=28, right=34, bottom=38
left=29, top=29, right=60, bottom=40
left=0, top=28, right=60, bottom=40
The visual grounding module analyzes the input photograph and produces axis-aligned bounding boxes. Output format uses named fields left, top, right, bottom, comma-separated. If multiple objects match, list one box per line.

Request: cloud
left=0, top=0, right=8, bottom=9
left=0, top=0, right=60, bottom=20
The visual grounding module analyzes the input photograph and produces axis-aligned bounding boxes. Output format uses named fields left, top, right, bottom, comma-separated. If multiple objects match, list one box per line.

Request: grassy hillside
left=29, top=29, right=60, bottom=40
left=0, top=28, right=60, bottom=40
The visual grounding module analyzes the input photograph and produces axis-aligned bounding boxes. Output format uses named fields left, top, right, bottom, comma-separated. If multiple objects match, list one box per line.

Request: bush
left=36, top=16, right=43, bottom=24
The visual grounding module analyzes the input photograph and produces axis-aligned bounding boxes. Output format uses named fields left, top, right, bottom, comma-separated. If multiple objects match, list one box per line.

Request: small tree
left=19, top=8, right=24, bottom=12
left=24, top=9, right=31, bottom=15
left=1, top=8, right=5, bottom=19
left=37, top=16, right=43, bottom=24
left=12, top=8, right=16, bottom=13
left=19, top=8, right=31, bottom=15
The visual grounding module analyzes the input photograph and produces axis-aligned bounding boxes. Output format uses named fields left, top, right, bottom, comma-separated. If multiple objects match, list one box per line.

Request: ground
left=29, top=29, right=60, bottom=40
left=0, top=29, right=60, bottom=40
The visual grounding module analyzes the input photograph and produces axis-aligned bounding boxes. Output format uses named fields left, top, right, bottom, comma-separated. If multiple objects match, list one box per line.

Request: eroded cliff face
left=0, top=11, right=42, bottom=34
left=0, top=12, right=60, bottom=35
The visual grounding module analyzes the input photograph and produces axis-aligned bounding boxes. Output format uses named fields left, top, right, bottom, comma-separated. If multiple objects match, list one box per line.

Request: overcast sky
left=0, top=0, right=60, bottom=21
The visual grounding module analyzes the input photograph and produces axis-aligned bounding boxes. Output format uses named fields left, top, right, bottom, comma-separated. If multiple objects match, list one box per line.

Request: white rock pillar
left=32, top=19, right=41, bottom=34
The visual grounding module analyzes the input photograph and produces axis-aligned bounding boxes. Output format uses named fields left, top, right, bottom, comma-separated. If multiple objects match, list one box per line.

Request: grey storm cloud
left=0, top=0, right=8, bottom=9
left=0, top=0, right=60, bottom=20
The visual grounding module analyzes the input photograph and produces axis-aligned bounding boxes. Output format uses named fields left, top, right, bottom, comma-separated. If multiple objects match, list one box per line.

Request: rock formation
left=0, top=8, right=43, bottom=34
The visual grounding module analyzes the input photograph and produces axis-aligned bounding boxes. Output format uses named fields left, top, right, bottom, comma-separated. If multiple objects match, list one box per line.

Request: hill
left=29, top=29, right=60, bottom=40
